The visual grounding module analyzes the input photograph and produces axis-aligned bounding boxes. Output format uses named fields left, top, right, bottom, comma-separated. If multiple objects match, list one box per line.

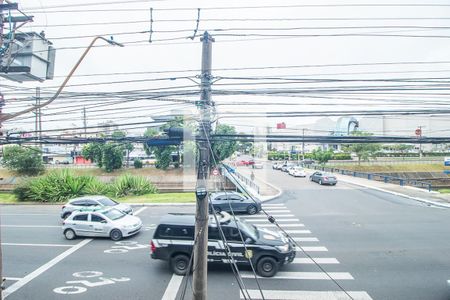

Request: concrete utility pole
left=193, top=31, right=214, bottom=300
left=302, top=128, right=305, bottom=161
left=34, top=87, right=41, bottom=147
left=83, top=106, right=87, bottom=137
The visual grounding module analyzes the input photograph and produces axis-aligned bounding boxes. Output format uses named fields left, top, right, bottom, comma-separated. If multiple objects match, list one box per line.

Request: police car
left=62, top=207, right=142, bottom=241
left=150, top=212, right=295, bottom=277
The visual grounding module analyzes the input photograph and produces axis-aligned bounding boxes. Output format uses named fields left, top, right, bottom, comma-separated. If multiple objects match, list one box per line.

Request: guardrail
left=306, top=164, right=433, bottom=192
left=221, top=164, right=261, bottom=195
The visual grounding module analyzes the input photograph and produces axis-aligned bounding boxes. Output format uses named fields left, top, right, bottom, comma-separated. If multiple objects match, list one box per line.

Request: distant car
left=309, top=172, right=337, bottom=185
left=62, top=207, right=142, bottom=241
left=272, top=162, right=280, bottom=169
left=289, top=167, right=306, bottom=177
left=281, top=163, right=294, bottom=172
left=61, top=196, right=133, bottom=219
left=209, top=191, right=262, bottom=215
left=301, top=159, right=315, bottom=165
left=252, top=162, right=263, bottom=169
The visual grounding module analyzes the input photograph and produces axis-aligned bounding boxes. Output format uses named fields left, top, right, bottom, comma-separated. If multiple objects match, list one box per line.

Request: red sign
left=212, top=169, right=219, bottom=176
left=276, top=122, right=286, bottom=129
left=415, top=128, right=422, bottom=136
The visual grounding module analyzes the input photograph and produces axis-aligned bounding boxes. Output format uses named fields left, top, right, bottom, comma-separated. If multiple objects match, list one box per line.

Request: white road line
left=241, top=271, right=353, bottom=280
left=243, top=214, right=295, bottom=218
left=292, top=258, right=340, bottom=264
left=285, top=230, right=311, bottom=234
left=2, top=243, right=72, bottom=247
left=256, top=224, right=304, bottom=228
left=247, top=219, right=300, bottom=223
left=262, top=204, right=286, bottom=206
left=161, top=274, right=184, bottom=300
left=133, top=207, right=147, bottom=215
left=291, top=237, right=319, bottom=242
left=4, top=277, right=22, bottom=281
left=0, top=214, right=55, bottom=216
left=3, top=238, right=93, bottom=299
left=296, top=246, right=328, bottom=252
left=264, top=210, right=291, bottom=213
left=241, top=290, right=372, bottom=300
left=1, top=225, right=60, bottom=228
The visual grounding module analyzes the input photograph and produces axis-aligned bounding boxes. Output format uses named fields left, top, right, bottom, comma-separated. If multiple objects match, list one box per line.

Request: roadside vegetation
left=329, top=163, right=444, bottom=173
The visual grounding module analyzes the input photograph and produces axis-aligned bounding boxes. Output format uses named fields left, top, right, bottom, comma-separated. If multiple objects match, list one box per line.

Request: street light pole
left=0, top=36, right=123, bottom=122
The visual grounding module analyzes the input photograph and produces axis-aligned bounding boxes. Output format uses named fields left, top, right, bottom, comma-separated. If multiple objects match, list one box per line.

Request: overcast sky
left=2, top=0, right=450, bottom=136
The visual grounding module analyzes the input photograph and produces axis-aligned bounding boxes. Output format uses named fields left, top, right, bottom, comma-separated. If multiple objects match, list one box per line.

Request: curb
left=337, top=176, right=450, bottom=209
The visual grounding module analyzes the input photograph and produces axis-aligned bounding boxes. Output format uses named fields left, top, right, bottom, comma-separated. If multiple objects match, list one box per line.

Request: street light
left=0, top=36, right=124, bottom=122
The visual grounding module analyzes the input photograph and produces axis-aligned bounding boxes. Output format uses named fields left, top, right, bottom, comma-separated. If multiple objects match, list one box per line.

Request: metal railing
left=307, top=164, right=433, bottom=192
left=222, top=164, right=261, bottom=195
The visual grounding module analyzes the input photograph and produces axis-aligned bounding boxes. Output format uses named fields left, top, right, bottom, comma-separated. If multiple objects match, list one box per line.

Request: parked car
left=281, top=163, right=294, bottom=172
left=62, top=207, right=142, bottom=241
left=209, top=191, right=262, bottom=215
left=309, top=171, right=337, bottom=185
left=289, top=167, right=306, bottom=177
left=61, top=196, right=133, bottom=219
left=151, top=212, right=296, bottom=277
left=272, top=162, right=280, bottom=169
left=252, top=162, right=264, bottom=169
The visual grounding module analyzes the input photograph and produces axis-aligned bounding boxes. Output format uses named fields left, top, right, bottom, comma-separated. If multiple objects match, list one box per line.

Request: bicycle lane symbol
left=53, top=271, right=130, bottom=295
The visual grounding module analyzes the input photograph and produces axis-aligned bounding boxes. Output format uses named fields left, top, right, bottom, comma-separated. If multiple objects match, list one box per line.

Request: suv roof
left=159, top=212, right=233, bottom=227
left=210, top=191, right=244, bottom=197
left=69, top=195, right=110, bottom=202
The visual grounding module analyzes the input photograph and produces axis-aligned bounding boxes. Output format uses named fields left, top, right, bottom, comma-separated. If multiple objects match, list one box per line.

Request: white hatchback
left=62, top=208, right=142, bottom=241
left=290, top=167, right=306, bottom=177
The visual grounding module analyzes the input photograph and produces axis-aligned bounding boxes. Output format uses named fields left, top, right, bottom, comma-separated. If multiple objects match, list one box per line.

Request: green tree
left=2, top=145, right=44, bottom=175
left=211, top=124, right=238, bottom=163
left=82, top=142, right=124, bottom=172
left=311, top=148, right=334, bottom=164
left=112, top=130, right=134, bottom=167
left=344, top=131, right=381, bottom=164
left=144, top=127, right=177, bottom=170
left=81, top=143, right=103, bottom=167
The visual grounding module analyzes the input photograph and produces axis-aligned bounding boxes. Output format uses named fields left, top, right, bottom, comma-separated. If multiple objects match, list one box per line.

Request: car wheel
left=170, top=254, right=190, bottom=275
left=256, top=256, right=278, bottom=277
left=247, top=205, right=257, bottom=215
left=64, top=229, right=76, bottom=240
left=110, top=229, right=123, bottom=241
left=319, top=179, right=323, bottom=185
left=62, top=212, right=71, bottom=219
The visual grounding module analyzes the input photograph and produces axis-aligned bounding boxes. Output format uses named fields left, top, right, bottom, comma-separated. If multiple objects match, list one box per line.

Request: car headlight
left=275, top=244, right=289, bottom=253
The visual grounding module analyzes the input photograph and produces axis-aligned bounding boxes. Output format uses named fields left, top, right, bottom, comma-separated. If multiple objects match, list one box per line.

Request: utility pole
left=302, top=128, right=305, bottom=161
left=418, top=125, right=423, bottom=159
left=34, top=87, right=41, bottom=146
left=193, top=31, right=214, bottom=300
left=0, top=0, right=4, bottom=295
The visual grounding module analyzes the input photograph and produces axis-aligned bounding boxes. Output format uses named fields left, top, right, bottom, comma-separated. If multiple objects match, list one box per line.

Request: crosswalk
left=239, top=203, right=373, bottom=300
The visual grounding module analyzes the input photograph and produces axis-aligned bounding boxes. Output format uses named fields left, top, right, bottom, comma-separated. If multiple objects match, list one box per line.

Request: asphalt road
left=2, top=168, right=450, bottom=300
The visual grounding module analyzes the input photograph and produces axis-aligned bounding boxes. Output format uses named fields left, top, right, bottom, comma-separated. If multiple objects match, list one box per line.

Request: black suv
left=150, top=212, right=296, bottom=277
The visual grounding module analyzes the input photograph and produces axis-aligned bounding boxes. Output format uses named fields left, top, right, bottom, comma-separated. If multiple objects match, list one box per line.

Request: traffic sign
left=212, top=169, right=219, bottom=176
left=415, top=128, right=422, bottom=136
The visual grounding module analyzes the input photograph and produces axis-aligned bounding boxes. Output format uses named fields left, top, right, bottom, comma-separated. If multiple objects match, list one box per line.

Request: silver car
left=62, top=207, right=142, bottom=241
left=61, top=195, right=132, bottom=219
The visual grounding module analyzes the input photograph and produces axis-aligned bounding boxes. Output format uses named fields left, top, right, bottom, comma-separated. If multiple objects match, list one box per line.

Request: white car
left=62, top=207, right=142, bottom=241
left=61, top=195, right=133, bottom=219
left=289, top=167, right=306, bottom=177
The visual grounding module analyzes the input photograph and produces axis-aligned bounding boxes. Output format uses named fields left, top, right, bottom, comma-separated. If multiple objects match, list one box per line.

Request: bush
left=84, top=178, right=110, bottom=195
left=133, top=159, right=143, bottom=169
left=2, top=145, right=45, bottom=176
left=111, top=174, right=158, bottom=197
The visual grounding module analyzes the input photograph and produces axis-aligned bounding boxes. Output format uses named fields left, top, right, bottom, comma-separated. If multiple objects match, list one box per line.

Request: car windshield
left=103, top=209, right=125, bottom=220
left=97, top=197, right=118, bottom=206
left=236, top=219, right=258, bottom=240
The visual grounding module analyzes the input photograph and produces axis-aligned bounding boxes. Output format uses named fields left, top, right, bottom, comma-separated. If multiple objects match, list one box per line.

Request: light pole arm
left=0, top=36, right=123, bottom=122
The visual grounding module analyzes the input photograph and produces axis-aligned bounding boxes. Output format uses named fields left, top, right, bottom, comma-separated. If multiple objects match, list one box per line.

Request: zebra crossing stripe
left=264, top=210, right=291, bottom=213
left=247, top=219, right=300, bottom=223
left=296, top=246, right=328, bottom=252
left=240, top=290, right=373, bottom=299
left=256, top=224, right=304, bottom=228
left=241, top=271, right=353, bottom=280
left=262, top=204, right=286, bottom=206
left=291, top=237, right=319, bottom=242
left=292, top=258, right=339, bottom=264
left=243, top=214, right=295, bottom=218
left=285, top=230, right=311, bottom=234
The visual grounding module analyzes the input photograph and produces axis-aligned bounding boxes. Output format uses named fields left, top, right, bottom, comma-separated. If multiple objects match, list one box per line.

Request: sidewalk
left=231, top=166, right=281, bottom=201
left=311, top=169, right=450, bottom=208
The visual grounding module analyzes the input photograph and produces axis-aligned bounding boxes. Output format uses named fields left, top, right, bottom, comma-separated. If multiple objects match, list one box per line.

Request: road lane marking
left=1, top=225, right=60, bottom=228
left=262, top=204, right=286, bottom=206
left=1, top=214, right=56, bottom=216
left=3, top=238, right=93, bottom=298
left=285, top=230, right=311, bottom=234
left=264, top=210, right=291, bottom=213
left=246, top=219, right=300, bottom=222
left=256, top=224, right=304, bottom=228
left=241, top=290, right=372, bottom=299
left=4, top=277, right=22, bottom=281
left=133, top=207, right=147, bottom=215
left=292, top=258, right=339, bottom=264
left=244, top=214, right=295, bottom=218
left=2, top=243, right=72, bottom=247
left=291, top=237, right=319, bottom=242
left=242, top=272, right=353, bottom=280
left=296, top=246, right=328, bottom=252
left=161, top=274, right=183, bottom=300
